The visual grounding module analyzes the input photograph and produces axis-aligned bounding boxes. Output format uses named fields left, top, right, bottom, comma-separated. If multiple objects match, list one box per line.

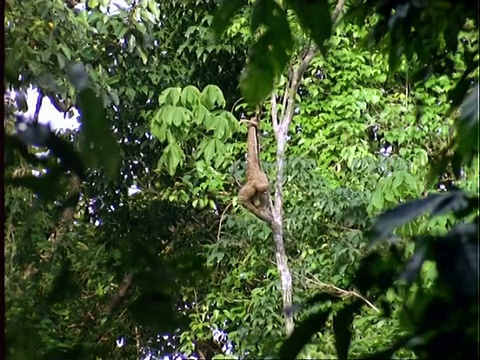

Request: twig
left=302, top=274, right=380, bottom=313
left=230, top=96, right=245, bottom=113
left=135, top=326, right=141, bottom=357
left=216, top=203, right=232, bottom=241
left=271, top=93, right=278, bottom=131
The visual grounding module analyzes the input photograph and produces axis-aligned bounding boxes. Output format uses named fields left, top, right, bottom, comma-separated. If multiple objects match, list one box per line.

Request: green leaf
left=56, top=53, right=66, bottom=69
left=371, top=190, right=384, bottom=210
left=211, top=0, right=244, bottom=37
left=333, top=301, right=362, bottom=360
left=456, top=83, right=479, bottom=157
left=150, top=115, right=167, bottom=142
left=181, top=86, right=201, bottom=108
left=126, top=88, right=136, bottom=102
left=201, top=85, right=226, bottom=110
left=159, top=87, right=181, bottom=106
left=240, top=49, right=275, bottom=105
left=213, top=118, right=228, bottom=140
left=192, top=105, right=211, bottom=125
left=67, top=62, right=88, bottom=91
left=162, top=143, right=184, bottom=176
left=392, top=173, right=404, bottom=188
left=163, top=106, right=186, bottom=127
left=59, top=44, right=72, bottom=60
left=77, top=87, right=119, bottom=176
left=369, top=191, right=468, bottom=243
left=279, top=308, right=331, bottom=359
left=384, top=188, right=396, bottom=202
left=214, top=140, right=226, bottom=167
left=286, top=0, right=331, bottom=53
left=203, top=139, right=216, bottom=163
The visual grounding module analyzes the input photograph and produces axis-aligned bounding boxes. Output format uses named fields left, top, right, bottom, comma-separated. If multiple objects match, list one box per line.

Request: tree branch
left=45, top=92, right=72, bottom=114
left=33, top=90, right=44, bottom=124
left=268, top=0, right=348, bottom=336
left=301, top=273, right=380, bottom=313
left=271, top=93, right=279, bottom=131
left=106, top=272, right=134, bottom=315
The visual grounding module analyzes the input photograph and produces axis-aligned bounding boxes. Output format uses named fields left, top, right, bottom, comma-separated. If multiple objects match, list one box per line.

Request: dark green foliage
left=455, top=84, right=479, bottom=162
left=286, top=0, right=331, bottom=52
left=240, top=0, right=294, bottom=104
left=77, top=86, right=119, bottom=177
left=368, top=191, right=473, bottom=241
left=4, top=0, right=479, bottom=358
left=211, top=0, right=245, bottom=36
left=332, top=301, right=363, bottom=359
left=279, top=308, right=331, bottom=359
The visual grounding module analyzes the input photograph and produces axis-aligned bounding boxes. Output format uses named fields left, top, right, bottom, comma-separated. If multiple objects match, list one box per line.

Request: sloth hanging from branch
left=238, top=114, right=273, bottom=225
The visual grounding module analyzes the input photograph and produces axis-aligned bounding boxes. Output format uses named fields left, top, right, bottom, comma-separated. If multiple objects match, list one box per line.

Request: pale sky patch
left=22, top=87, right=80, bottom=131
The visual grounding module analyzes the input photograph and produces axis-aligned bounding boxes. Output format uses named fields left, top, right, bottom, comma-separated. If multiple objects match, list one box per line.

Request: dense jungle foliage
left=4, top=0, right=479, bottom=359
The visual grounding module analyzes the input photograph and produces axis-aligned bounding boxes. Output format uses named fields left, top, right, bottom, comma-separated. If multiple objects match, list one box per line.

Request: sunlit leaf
left=203, top=139, right=216, bottom=163
left=371, top=189, right=384, bottom=210
left=201, top=85, right=226, bottom=109
left=181, top=86, right=201, bottom=108
left=159, top=87, right=182, bottom=106
left=192, top=104, right=211, bottom=125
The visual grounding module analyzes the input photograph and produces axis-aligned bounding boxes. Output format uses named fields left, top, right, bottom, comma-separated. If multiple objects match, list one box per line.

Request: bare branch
left=332, top=0, right=347, bottom=25
left=33, top=90, right=44, bottom=124
left=106, top=272, right=134, bottom=315
left=271, top=93, right=279, bottom=131
left=46, top=92, right=71, bottom=113
left=279, top=68, right=291, bottom=123
left=216, top=203, right=232, bottom=241
left=302, top=273, right=380, bottom=313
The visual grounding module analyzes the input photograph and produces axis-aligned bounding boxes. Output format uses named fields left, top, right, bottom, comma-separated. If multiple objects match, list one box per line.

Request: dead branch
left=299, top=272, right=380, bottom=313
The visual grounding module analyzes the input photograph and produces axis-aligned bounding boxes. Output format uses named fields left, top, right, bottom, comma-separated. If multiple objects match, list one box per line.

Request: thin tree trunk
left=269, top=0, right=346, bottom=336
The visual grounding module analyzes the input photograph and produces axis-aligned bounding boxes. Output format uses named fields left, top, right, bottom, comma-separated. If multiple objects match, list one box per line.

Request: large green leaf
left=286, top=0, right=331, bottom=53
left=77, top=88, right=119, bottom=177
left=201, top=85, right=226, bottom=109
left=456, top=83, right=479, bottom=158
left=279, top=308, right=331, bottom=359
left=369, top=191, right=470, bottom=243
left=211, top=0, right=245, bottom=37
left=181, top=85, right=202, bottom=108
left=333, top=301, right=362, bottom=360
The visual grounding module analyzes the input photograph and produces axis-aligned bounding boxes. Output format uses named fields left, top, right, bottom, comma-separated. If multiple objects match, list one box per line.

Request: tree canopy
left=4, top=0, right=478, bottom=359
